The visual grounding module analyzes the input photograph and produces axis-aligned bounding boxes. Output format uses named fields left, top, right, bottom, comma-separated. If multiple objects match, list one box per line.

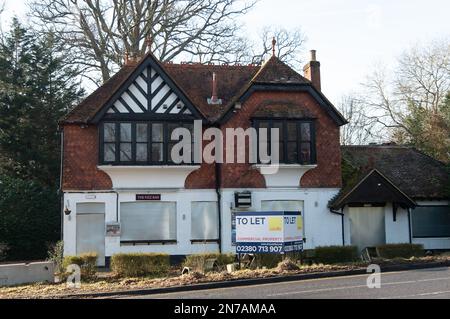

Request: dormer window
left=253, top=119, right=317, bottom=165
left=100, top=121, right=194, bottom=165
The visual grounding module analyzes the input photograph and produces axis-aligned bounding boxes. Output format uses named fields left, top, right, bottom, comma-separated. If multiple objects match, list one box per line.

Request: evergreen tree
left=0, top=19, right=84, bottom=261
left=0, top=18, right=84, bottom=187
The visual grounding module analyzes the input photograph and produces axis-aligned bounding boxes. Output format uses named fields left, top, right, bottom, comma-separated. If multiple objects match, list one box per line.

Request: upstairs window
left=253, top=120, right=316, bottom=165
left=100, top=122, right=194, bottom=165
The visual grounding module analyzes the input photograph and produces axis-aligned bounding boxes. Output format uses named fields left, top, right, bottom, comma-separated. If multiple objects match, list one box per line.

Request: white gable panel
left=104, top=65, right=198, bottom=117
left=153, top=85, right=172, bottom=108
left=170, top=102, right=185, bottom=114
left=128, top=84, right=147, bottom=109
left=114, top=100, right=129, bottom=113
left=122, top=92, right=144, bottom=113
left=151, top=76, right=164, bottom=93
left=135, top=76, right=148, bottom=94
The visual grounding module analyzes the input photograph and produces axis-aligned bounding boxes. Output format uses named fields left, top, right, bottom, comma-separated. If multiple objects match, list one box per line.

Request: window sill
left=191, top=239, right=220, bottom=244
left=120, top=240, right=177, bottom=246
left=252, top=164, right=318, bottom=188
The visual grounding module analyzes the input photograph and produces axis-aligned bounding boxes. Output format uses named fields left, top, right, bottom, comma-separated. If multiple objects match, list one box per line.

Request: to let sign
left=235, top=211, right=303, bottom=254
left=136, top=194, right=161, bottom=201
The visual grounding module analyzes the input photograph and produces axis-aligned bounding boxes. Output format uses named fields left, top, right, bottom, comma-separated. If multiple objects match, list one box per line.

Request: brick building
left=60, top=49, right=449, bottom=266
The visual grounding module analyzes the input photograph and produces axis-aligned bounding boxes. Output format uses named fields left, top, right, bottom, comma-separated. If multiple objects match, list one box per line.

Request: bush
left=0, top=243, right=9, bottom=262
left=276, top=258, right=300, bottom=272
left=253, top=254, right=283, bottom=269
left=62, top=252, right=98, bottom=280
left=47, top=241, right=64, bottom=273
left=376, top=244, right=425, bottom=259
left=0, top=176, right=60, bottom=261
left=111, top=253, right=170, bottom=277
left=314, top=246, right=358, bottom=264
left=183, top=253, right=235, bottom=273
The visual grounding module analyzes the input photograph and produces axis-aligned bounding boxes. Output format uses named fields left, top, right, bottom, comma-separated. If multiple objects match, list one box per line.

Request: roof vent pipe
left=208, top=72, right=222, bottom=105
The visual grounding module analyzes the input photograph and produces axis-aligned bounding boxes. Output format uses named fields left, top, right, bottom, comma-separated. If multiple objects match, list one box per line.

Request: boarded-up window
left=191, top=202, right=219, bottom=240
left=120, top=202, right=177, bottom=242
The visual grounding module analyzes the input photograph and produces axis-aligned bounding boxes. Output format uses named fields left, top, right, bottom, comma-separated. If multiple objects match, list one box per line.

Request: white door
left=349, top=207, right=386, bottom=253
left=76, top=203, right=106, bottom=266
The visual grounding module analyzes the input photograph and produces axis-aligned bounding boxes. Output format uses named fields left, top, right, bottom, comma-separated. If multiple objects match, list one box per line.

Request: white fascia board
left=98, top=166, right=200, bottom=189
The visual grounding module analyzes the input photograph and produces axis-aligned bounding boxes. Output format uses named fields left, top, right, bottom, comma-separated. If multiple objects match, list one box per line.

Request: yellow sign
left=297, top=217, right=303, bottom=230
left=268, top=217, right=282, bottom=232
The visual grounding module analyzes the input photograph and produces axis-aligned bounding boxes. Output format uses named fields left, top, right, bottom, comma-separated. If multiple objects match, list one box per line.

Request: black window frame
left=99, top=121, right=196, bottom=166
left=253, top=118, right=317, bottom=165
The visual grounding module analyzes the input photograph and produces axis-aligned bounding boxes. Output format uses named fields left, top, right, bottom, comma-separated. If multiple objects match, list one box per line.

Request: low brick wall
left=0, top=262, right=54, bottom=287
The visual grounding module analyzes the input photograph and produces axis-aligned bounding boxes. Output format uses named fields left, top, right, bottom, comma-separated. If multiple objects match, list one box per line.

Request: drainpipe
left=215, top=161, right=223, bottom=254
left=330, top=207, right=345, bottom=246
left=58, top=127, right=64, bottom=242
left=407, top=208, right=412, bottom=244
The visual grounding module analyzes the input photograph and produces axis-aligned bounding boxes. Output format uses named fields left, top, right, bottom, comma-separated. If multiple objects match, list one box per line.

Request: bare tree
left=250, top=26, right=307, bottom=69
left=28, top=0, right=258, bottom=84
left=395, top=40, right=450, bottom=113
left=0, top=1, right=5, bottom=37
left=338, top=94, right=383, bottom=145
left=359, top=39, right=450, bottom=161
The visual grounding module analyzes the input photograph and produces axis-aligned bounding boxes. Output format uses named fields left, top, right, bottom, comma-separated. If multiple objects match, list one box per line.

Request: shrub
left=111, top=253, right=170, bottom=277
left=0, top=243, right=9, bottom=262
left=276, top=258, right=300, bottom=272
left=62, top=252, right=98, bottom=280
left=47, top=241, right=64, bottom=273
left=183, top=253, right=235, bottom=273
left=376, top=244, right=425, bottom=259
left=253, top=254, right=283, bottom=269
left=314, top=246, right=358, bottom=264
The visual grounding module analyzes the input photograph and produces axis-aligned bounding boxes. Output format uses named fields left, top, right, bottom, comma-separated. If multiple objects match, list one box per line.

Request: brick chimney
left=303, top=50, right=321, bottom=91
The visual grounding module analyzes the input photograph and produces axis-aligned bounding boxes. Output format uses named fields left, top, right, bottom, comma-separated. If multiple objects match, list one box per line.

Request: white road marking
left=268, top=276, right=450, bottom=297
left=139, top=268, right=450, bottom=299
left=381, top=290, right=450, bottom=299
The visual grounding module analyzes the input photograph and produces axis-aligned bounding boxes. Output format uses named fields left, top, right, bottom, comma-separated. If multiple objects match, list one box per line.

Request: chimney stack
left=303, top=50, right=321, bottom=91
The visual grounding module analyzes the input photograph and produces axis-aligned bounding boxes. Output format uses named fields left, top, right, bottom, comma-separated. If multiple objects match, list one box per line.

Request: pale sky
left=1, top=0, right=450, bottom=103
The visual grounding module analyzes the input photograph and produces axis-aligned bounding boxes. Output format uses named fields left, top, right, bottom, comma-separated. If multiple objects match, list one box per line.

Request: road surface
left=129, top=267, right=450, bottom=299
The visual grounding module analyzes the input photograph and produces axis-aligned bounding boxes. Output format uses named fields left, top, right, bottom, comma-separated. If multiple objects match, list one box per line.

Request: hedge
left=62, top=252, right=98, bottom=281
left=111, top=253, right=170, bottom=277
left=0, top=176, right=60, bottom=261
left=376, top=244, right=425, bottom=259
left=183, top=253, right=235, bottom=273
left=314, top=246, right=358, bottom=264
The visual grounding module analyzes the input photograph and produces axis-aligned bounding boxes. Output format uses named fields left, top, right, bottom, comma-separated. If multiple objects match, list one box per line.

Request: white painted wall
left=343, top=201, right=450, bottom=250
left=63, top=188, right=342, bottom=260
left=384, top=204, right=410, bottom=244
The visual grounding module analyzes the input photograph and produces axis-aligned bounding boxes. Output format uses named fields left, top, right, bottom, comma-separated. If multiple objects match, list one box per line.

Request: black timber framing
left=330, top=169, right=416, bottom=210
left=91, top=53, right=205, bottom=123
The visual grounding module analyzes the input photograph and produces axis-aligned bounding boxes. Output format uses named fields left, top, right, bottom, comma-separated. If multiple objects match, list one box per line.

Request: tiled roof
left=61, top=64, right=137, bottom=124
left=252, top=56, right=311, bottom=84
left=164, top=63, right=260, bottom=122
left=60, top=52, right=349, bottom=126
left=330, top=146, right=449, bottom=207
